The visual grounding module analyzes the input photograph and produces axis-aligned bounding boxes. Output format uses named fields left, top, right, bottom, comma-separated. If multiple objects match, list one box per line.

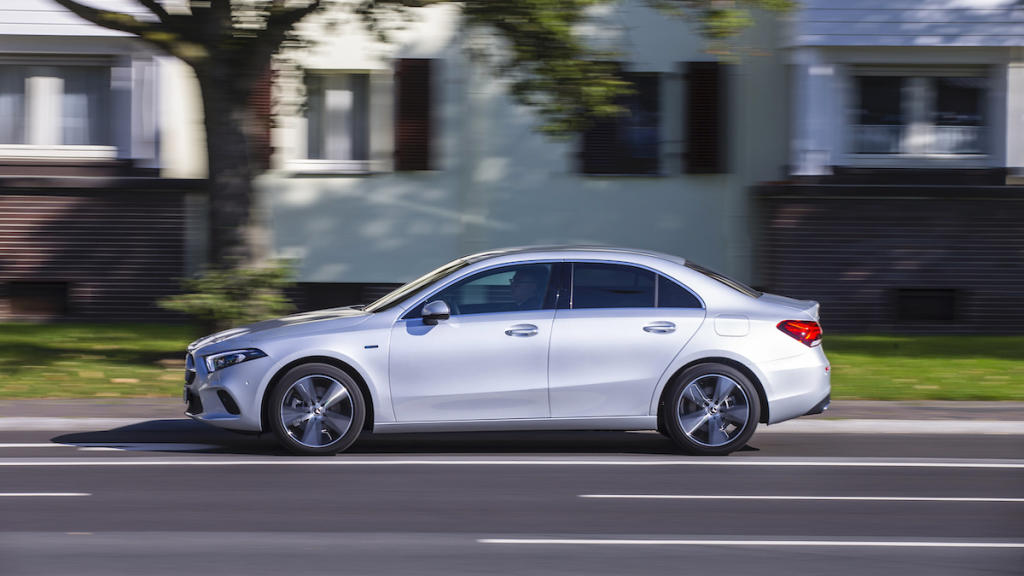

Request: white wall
left=265, top=2, right=788, bottom=285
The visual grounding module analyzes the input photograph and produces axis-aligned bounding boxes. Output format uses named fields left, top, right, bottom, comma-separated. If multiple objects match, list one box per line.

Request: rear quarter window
left=658, top=275, right=702, bottom=308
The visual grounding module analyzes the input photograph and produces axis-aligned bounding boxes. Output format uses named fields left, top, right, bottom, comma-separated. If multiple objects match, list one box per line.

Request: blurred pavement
left=2, top=398, right=1024, bottom=420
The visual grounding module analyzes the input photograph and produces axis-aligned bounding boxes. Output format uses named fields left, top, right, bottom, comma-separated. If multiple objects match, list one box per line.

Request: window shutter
left=394, top=59, right=433, bottom=171
left=247, top=67, right=273, bottom=170
left=685, top=61, right=728, bottom=174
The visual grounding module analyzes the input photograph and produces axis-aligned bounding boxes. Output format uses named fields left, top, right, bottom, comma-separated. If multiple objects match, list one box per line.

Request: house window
left=933, top=77, right=984, bottom=154
left=305, top=73, right=369, bottom=165
left=581, top=72, right=660, bottom=175
left=0, top=65, right=111, bottom=147
left=852, top=72, right=985, bottom=156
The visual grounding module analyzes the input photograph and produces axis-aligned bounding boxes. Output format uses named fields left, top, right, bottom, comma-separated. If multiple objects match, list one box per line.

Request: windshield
left=363, top=257, right=473, bottom=313
left=685, top=261, right=763, bottom=299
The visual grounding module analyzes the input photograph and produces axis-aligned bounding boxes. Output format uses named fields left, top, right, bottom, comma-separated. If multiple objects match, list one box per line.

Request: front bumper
left=183, top=351, right=267, bottom=432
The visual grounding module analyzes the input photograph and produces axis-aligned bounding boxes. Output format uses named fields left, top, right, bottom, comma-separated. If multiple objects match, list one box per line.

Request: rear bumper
left=804, top=394, right=831, bottom=416
left=760, top=347, right=831, bottom=424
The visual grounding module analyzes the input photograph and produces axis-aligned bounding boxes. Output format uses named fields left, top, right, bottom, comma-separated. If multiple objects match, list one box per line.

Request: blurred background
left=0, top=0, right=1022, bottom=400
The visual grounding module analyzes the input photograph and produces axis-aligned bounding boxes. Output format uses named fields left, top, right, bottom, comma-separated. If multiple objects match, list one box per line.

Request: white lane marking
left=478, top=538, right=1024, bottom=548
left=581, top=494, right=1024, bottom=503
left=0, top=443, right=218, bottom=452
left=74, top=443, right=218, bottom=452
left=0, top=493, right=90, bottom=497
left=759, top=419, right=1024, bottom=435
left=0, top=457, right=1021, bottom=468
left=0, top=418, right=150, bottom=432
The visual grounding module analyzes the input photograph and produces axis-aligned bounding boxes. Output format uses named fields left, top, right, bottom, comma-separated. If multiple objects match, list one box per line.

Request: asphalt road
left=0, top=420, right=1022, bottom=575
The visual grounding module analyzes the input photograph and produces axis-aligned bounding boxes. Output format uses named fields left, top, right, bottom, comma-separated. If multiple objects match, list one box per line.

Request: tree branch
left=53, top=0, right=159, bottom=36
left=265, top=0, right=323, bottom=36
left=136, top=0, right=172, bottom=24
left=242, top=0, right=323, bottom=84
left=54, top=0, right=209, bottom=66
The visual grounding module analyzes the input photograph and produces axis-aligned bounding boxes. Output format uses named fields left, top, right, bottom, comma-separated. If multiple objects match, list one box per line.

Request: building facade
left=263, top=2, right=789, bottom=309
left=3, top=0, right=1020, bottom=334
left=0, top=0, right=206, bottom=320
left=761, top=0, right=1024, bottom=332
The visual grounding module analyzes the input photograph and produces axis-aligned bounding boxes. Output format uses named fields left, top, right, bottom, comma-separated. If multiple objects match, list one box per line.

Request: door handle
left=643, top=321, right=676, bottom=334
left=505, top=324, right=539, bottom=337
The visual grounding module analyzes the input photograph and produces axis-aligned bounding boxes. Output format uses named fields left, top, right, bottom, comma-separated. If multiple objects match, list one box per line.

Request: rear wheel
left=663, top=363, right=760, bottom=456
left=268, top=363, right=365, bottom=455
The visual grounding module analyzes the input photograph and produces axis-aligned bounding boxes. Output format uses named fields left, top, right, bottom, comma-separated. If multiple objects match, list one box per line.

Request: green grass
left=826, top=335, right=1024, bottom=401
left=1, top=324, right=1022, bottom=401
left=0, top=323, right=196, bottom=399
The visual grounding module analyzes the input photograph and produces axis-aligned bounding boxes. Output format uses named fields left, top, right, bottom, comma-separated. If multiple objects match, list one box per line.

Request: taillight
left=777, top=320, right=822, bottom=347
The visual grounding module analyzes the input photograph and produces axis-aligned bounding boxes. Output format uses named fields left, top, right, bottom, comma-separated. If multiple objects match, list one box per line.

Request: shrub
left=160, top=260, right=295, bottom=332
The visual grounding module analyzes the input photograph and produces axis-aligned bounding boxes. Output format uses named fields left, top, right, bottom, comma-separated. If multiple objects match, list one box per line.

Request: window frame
left=580, top=71, right=662, bottom=176
left=844, top=65, right=990, bottom=167
left=287, top=69, right=373, bottom=174
left=565, top=260, right=705, bottom=310
left=401, top=260, right=564, bottom=320
left=0, top=57, right=117, bottom=160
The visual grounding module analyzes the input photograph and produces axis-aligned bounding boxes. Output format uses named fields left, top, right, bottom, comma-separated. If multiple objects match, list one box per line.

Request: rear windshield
left=685, top=261, right=763, bottom=299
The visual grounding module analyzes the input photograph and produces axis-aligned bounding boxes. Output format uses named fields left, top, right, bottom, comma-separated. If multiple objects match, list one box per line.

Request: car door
left=389, top=262, right=561, bottom=422
left=548, top=262, right=706, bottom=418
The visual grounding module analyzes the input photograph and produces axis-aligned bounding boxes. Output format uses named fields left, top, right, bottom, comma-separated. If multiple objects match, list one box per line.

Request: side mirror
left=421, top=300, right=451, bottom=325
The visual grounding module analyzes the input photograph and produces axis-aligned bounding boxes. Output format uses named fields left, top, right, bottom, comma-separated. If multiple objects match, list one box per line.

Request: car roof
left=462, top=245, right=689, bottom=266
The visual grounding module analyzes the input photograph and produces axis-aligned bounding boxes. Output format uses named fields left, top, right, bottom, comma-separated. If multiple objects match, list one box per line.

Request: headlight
left=204, top=349, right=266, bottom=373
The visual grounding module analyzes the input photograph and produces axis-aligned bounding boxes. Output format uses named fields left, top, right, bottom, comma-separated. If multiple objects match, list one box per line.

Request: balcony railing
left=853, top=124, right=984, bottom=155
left=931, top=125, right=984, bottom=155
left=853, top=125, right=902, bottom=154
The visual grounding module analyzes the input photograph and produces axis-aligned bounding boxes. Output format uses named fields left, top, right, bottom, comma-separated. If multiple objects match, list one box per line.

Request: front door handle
left=643, top=321, right=676, bottom=334
left=505, top=324, right=539, bottom=337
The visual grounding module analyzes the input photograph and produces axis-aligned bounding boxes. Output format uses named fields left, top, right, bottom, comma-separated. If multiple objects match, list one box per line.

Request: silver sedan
left=184, top=246, right=830, bottom=456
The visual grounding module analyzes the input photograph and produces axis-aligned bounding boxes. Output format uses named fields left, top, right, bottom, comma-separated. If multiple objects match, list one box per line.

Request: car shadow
left=50, top=418, right=761, bottom=455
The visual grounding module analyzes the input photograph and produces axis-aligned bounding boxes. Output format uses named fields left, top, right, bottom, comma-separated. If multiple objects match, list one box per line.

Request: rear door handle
left=505, top=324, right=539, bottom=337
left=643, top=321, right=676, bottom=334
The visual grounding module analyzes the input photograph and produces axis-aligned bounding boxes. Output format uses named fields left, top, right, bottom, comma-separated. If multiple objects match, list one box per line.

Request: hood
left=759, top=293, right=820, bottom=321
left=188, top=306, right=370, bottom=351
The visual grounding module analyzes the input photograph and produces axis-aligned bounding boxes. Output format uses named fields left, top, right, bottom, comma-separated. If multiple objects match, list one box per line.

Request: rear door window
left=571, top=263, right=655, bottom=309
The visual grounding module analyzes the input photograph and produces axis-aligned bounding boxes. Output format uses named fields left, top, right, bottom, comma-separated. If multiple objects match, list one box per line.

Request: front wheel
left=268, top=363, right=365, bottom=455
left=663, top=363, right=760, bottom=456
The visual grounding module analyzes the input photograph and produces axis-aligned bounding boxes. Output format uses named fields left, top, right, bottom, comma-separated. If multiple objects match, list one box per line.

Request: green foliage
left=160, top=261, right=296, bottom=331
left=459, top=0, right=794, bottom=134
left=0, top=323, right=195, bottom=398
left=826, top=335, right=1024, bottom=401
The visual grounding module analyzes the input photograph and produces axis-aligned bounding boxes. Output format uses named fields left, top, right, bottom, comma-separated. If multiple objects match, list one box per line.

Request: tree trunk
left=197, top=70, right=261, bottom=268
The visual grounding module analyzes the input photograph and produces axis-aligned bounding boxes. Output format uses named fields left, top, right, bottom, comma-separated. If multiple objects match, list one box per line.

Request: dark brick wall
left=757, top=185, right=1024, bottom=334
left=0, top=183, right=200, bottom=321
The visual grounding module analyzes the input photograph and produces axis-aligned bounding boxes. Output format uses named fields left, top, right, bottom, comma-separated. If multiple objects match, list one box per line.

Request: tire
left=268, top=363, right=366, bottom=455
left=663, top=363, right=760, bottom=456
